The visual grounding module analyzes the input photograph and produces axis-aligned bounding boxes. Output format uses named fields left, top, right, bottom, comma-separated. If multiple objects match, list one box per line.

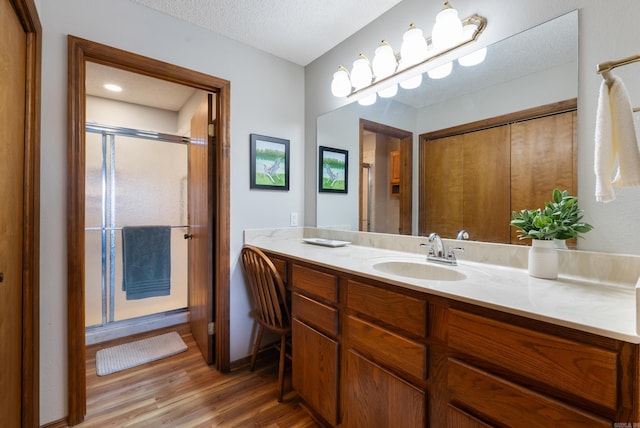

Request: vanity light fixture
left=330, top=1, right=487, bottom=105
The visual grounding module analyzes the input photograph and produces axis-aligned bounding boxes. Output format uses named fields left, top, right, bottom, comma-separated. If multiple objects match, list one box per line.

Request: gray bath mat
left=96, top=331, right=188, bottom=376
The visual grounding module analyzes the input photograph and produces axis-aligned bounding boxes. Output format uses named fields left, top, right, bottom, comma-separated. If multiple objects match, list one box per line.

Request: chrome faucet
left=456, top=229, right=469, bottom=240
left=420, top=232, right=464, bottom=265
left=428, top=232, right=445, bottom=257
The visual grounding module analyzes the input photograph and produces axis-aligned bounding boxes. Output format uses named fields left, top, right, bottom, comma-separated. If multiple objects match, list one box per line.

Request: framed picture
left=250, top=134, right=290, bottom=190
left=319, top=146, right=348, bottom=193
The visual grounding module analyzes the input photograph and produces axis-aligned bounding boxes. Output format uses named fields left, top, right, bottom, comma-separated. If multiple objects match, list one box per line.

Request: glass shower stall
left=84, top=124, right=189, bottom=341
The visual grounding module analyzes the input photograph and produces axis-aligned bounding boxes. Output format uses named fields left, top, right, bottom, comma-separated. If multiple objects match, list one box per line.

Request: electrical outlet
left=290, top=212, right=298, bottom=226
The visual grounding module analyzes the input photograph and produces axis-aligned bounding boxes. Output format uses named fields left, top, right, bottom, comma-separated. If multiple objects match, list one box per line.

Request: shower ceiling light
left=330, top=1, right=487, bottom=104
left=104, top=83, right=123, bottom=92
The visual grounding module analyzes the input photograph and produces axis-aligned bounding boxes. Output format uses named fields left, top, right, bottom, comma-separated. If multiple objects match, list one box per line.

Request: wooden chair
left=240, top=245, right=292, bottom=402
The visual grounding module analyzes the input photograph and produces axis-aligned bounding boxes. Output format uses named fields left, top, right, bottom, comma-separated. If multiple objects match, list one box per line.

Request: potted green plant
left=510, top=189, right=593, bottom=279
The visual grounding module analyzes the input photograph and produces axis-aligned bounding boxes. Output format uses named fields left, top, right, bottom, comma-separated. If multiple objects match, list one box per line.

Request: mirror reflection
left=317, top=11, right=578, bottom=244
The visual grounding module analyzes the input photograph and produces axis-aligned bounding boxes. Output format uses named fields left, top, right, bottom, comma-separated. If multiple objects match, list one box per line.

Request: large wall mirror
left=317, top=10, right=579, bottom=242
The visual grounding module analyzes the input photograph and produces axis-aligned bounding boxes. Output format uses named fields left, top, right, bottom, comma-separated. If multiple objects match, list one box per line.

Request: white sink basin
left=372, top=259, right=467, bottom=282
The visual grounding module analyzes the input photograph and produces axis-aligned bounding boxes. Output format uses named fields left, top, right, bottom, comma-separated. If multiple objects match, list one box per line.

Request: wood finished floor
left=78, top=324, right=320, bottom=427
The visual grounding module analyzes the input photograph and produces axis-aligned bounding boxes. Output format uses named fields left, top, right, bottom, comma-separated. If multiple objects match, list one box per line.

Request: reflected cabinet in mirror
left=317, top=10, right=578, bottom=244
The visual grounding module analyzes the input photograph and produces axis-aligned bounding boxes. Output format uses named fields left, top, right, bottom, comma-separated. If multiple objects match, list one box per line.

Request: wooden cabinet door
left=462, top=126, right=511, bottom=243
left=511, top=111, right=576, bottom=244
left=390, top=150, right=401, bottom=184
left=422, top=134, right=464, bottom=238
left=292, top=319, right=339, bottom=426
left=422, top=126, right=511, bottom=242
left=344, top=349, right=426, bottom=428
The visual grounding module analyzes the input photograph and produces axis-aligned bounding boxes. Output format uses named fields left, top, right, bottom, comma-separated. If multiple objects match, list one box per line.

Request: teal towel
left=122, top=226, right=171, bottom=300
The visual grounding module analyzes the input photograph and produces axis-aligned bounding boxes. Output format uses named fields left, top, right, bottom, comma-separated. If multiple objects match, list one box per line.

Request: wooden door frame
left=359, top=119, right=413, bottom=235
left=8, top=0, right=41, bottom=426
left=67, top=36, right=230, bottom=425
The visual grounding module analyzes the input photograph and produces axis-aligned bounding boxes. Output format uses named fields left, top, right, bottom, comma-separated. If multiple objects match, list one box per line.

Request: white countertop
left=248, top=237, right=640, bottom=344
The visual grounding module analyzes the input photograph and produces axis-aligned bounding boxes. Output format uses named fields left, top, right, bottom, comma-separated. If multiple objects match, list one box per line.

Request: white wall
left=305, top=0, right=640, bottom=256
left=37, top=0, right=304, bottom=423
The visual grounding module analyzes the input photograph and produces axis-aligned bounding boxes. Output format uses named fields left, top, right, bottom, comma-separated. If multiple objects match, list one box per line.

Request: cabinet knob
left=184, top=233, right=193, bottom=240
left=0, top=272, right=4, bottom=282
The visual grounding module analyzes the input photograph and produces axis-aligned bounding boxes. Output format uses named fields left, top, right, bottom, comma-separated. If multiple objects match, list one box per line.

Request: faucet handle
left=447, top=246, right=464, bottom=261
left=420, top=242, right=435, bottom=257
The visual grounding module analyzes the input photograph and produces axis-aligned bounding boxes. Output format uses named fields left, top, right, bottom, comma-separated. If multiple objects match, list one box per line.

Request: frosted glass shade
left=358, top=93, right=377, bottom=106
left=397, top=59, right=423, bottom=89
left=427, top=61, right=452, bottom=79
left=432, top=4, right=463, bottom=51
left=350, top=55, right=373, bottom=89
left=372, top=41, right=397, bottom=79
left=400, top=24, right=429, bottom=66
left=458, top=22, right=486, bottom=66
left=378, top=83, right=398, bottom=98
left=331, top=67, right=352, bottom=97
left=458, top=47, right=487, bottom=66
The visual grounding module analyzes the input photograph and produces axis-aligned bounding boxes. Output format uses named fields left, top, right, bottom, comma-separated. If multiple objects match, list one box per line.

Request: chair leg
left=277, top=333, right=287, bottom=402
left=250, top=325, right=264, bottom=371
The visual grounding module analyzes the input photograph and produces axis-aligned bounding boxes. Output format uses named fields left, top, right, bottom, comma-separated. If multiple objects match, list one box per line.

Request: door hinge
left=208, top=322, right=215, bottom=335
left=208, top=123, right=215, bottom=137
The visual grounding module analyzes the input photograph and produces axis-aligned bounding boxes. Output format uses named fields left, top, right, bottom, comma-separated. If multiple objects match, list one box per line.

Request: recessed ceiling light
left=104, top=83, right=122, bottom=92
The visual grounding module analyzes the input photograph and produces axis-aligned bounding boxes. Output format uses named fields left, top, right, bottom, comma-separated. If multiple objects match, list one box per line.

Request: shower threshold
left=85, top=308, right=188, bottom=345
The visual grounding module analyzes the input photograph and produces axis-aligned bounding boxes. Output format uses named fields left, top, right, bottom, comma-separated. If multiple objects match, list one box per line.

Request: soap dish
left=303, top=238, right=351, bottom=248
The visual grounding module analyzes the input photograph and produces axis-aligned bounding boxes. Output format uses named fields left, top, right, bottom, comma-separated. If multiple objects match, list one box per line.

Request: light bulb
left=331, top=66, right=352, bottom=97
left=432, top=1, right=463, bottom=51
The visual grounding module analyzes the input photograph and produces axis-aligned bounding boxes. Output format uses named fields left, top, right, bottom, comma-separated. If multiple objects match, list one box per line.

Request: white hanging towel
left=594, top=76, right=640, bottom=202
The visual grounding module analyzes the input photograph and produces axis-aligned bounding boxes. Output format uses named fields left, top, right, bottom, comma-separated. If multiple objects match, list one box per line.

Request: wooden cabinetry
left=390, top=150, right=401, bottom=197
left=290, top=264, right=340, bottom=426
left=268, top=252, right=640, bottom=427
left=446, top=308, right=631, bottom=426
left=419, top=102, right=577, bottom=243
left=344, top=280, right=428, bottom=427
left=390, top=150, right=401, bottom=184
left=422, top=125, right=511, bottom=242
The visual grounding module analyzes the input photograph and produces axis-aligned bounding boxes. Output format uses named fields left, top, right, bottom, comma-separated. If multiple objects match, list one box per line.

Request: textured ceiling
left=130, top=0, right=404, bottom=66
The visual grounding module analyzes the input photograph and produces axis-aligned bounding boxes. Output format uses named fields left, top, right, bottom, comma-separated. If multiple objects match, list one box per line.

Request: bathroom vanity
left=246, top=229, right=640, bottom=427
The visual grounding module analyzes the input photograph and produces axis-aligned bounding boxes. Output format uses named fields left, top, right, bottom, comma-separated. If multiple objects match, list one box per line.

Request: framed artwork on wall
left=319, top=145, right=348, bottom=193
left=250, top=133, right=290, bottom=190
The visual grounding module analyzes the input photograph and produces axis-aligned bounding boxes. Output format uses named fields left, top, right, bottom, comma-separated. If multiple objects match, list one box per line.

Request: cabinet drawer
left=448, top=309, right=618, bottom=411
left=447, top=358, right=611, bottom=427
left=347, top=315, right=427, bottom=380
left=292, top=292, right=338, bottom=337
left=292, top=264, right=338, bottom=304
left=347, top=280, right=427, bottom=337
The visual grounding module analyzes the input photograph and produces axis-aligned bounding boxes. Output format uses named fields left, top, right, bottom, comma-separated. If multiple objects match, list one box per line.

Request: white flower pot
left=528, top=239, right=558, bottom=279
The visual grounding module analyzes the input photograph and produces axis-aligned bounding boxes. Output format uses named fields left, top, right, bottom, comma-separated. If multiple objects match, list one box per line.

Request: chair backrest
left=240, top=245, right=291, bottom=333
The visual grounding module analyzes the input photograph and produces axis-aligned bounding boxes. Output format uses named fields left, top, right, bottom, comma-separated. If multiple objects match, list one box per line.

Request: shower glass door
left=85, top=125, right=189, bottom=328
